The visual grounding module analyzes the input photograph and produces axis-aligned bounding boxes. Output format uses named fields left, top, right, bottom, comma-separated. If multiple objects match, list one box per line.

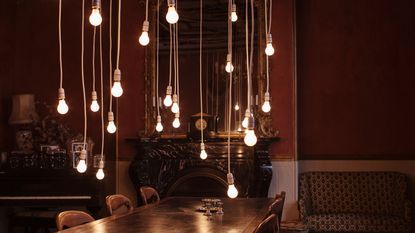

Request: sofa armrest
left=298, top=199, right=310, bottom=220
left=404, top=200, right=412, bottom=223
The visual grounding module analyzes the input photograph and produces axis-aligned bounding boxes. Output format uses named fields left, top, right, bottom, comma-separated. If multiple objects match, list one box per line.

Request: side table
left=280, top=220, right=308, bottom=233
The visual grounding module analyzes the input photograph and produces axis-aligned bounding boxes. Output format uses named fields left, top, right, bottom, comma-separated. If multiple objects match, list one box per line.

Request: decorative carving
left=128, top=137, right=277, bottom=202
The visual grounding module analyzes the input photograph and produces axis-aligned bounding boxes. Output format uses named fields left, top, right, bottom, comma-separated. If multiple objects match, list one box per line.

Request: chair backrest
left=139, top=186, right=160, bottom=205
left=106, top=194, right=133, bottom=216
left=270, top=191, right=286, bottom=225
left=254, top=214, right=277, bottom=233
left=55, top=210, right=94, bottom=231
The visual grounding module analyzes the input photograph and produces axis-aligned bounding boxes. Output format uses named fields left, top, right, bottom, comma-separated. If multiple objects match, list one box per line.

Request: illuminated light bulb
left=107, top=112, right=117, bottom=134
left=57, top=88, right=69, bottom=114
left=242, top=109, right=250, bottom=128
left=231, top=4, right=238, bottom=22
left=244, top=116, right=257, bottom=146
left=262, top=101, right=271, bottom=113
left=77, top=159, right=87, bottom=173
left=155, top=115, right=163, bottom=132
left=261, top=92, right=271, bottom=113
left=96, top=160, right=105, bottom=180
left=76, top=149, right=87, bottom=173
left=57, top=99, right=69, bottom=114
left=244, top=129, right=257, bottom=147
left=171, top=94, right=179, bottom=113
left=139, top=21, right=150, bottom=46
left=227, top=173, right=238, bottom=198
left=90, top=100, right=99, bottom=112
left=172, top=113, right=180, bottom=128
left=265, top=34, right=275, bottom=56
left=234, top=103, right=240, bottom=111
left=227, top=184, right=238, bottom=198
left=90, top=91, right=100, bottom=112
left=200, top=143, right=207, bottom=160
left=111, top=69, right=123, bottom=97
left=166, top=2, right=179, bottom=24
left=96, top=168, right=105, bottom=180
left=163, top=86, right=173, bottom=107
left=89, top=9, right=102, bottom=26
left=225, top=54, right=234, bottom=73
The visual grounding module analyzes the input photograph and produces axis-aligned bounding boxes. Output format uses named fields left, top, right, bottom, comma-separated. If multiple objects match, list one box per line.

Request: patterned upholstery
left=298, top=172, right=413, bottom=233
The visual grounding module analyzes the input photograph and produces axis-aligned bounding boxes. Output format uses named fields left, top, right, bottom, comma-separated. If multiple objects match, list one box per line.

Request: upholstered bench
left=298, top=171, right=413, bottom=233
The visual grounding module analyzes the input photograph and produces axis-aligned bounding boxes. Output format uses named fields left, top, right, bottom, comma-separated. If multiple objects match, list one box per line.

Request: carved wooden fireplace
left=128, top=137, right=277, bottom=203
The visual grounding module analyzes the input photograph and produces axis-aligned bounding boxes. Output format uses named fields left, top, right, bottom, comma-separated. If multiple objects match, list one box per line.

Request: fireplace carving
left=128, top=137, right=277, bottom=204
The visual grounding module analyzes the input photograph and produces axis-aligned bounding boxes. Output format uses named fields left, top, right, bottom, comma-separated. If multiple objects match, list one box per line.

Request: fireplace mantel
left=128, top=136, right=278, bottom=202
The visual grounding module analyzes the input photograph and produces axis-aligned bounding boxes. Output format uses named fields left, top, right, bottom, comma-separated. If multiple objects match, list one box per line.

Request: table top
left=58, top=197, right=273, bottom=233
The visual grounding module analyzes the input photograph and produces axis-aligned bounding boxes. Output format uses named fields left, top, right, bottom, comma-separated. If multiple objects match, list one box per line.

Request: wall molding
left=300, top=154, right=415, bottom=160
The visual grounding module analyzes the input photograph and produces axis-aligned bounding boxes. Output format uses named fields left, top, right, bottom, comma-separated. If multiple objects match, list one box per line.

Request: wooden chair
left=268, top=192, right=286, bottom=232
left=254, top=214, right=277, bottom=233
left=105, top=194, right=133, bottom=216
left=139, top=186, right=160, bottom=205
left=55, top=210, right=94, bottom=231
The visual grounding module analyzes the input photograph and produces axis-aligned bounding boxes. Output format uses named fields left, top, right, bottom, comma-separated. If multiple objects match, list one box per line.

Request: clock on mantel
left=187, top=113, right=216, bottom=139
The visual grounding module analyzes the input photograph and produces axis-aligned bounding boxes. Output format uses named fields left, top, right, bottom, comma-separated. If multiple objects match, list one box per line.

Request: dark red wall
left=297, top=0, right=415, bottom=159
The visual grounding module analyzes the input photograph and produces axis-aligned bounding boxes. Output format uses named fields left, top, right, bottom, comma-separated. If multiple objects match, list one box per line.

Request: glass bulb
left=107, top=121, right=117, bottom=134
left=227, top=184, right=238, bottom=198
left=89, top=9, right=102, bottom=26
left=200, top=149, right=207, bottom=160
left=96, top=168, right=105, bottom=180
left=139, top=31, right=150, bottom=46
left=234, top=104, right=240, bottom=111
left=231, top=11, right=238, bottom=22
left=76, top=159, right=87, bottom=173
left=172, top=117, right=180, bottom=128
left=163, top=95, right=173, bottom=107
left=156, top=122, right=163, bottom=132
left=57, top=99, right=69, bottom=114
left=111, top=81, right=123, bottom=97
left=242, top=116, right=249, bottom=128
left=90, top=100, right=100, bottom=112
left=171, top=102, right=179, bottom=113
left=265, top=43, right=275, bottom=56
left=244, top=129, right=257, bottom=147
left=262, top=101, right=271, bottom=113
left=166, top=6, right=179, bottom=24
left=225, top=62, right=234, bottom=73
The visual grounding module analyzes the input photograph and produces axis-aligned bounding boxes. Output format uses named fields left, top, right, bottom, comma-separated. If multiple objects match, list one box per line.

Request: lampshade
left=9, top=94, right=38, bottom=125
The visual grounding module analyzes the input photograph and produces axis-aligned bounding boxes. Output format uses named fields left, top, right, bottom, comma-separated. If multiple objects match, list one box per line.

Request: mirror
left=143, top=0, right=275, bottom=138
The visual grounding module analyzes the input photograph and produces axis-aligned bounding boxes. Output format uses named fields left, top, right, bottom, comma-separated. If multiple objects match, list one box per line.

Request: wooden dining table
left=57, top=197, right=273, bottom=233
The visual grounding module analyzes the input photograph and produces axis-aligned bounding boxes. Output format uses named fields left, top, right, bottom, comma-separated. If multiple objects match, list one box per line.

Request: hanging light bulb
left=76, top=149, right=87, bottom=173
left=111, top=69, right=123, bottom=97
left=200, top=143, right=207, bottom=160
left=163, top=86, right=173, bottom=107
left=265, top=33, right=275, bottom=56
left=262, top=92, right=271, bottom=113
left=234, top=103, right=240, bottom=111
left=231, top=4, right=238, bottom=22
left=172, top=112, right=180, bottom=128
left=227, top=173, right=238, bottom=198
left=242, top=109, right=250, bottom=128
left=225, top=54, right=234, bottom=73
left=166, top=0, right=179, bottom=24
left=107, top=112, right=117, bottom=134
left=139, top=21, right=150, bottom=46
left=90, top=91, right=100, bottom=112
left=171, top=94, right=179, bottom=113
left=244, top=116, right=257, bottom=146
left=89, top=0, right=102, bottom=26
left=155, top=115, right=163, bottom=132
left=57, top=88, right=69, bottom=114
left=96, top=160, right=105, bottom=180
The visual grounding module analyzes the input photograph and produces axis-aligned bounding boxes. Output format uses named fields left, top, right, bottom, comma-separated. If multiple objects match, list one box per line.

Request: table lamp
left=8, top=94, right=39, bottom=152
